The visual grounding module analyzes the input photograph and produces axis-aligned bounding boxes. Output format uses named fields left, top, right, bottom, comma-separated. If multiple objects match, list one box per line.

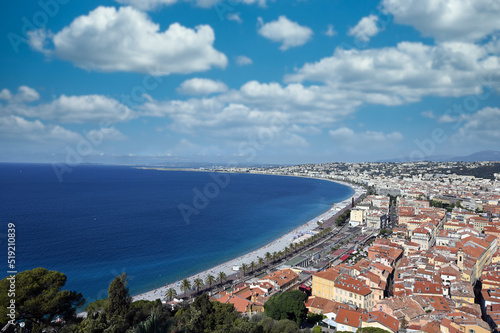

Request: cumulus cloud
left=0, top=86, right=40, bottom=104
left=258, top=16, right=313, bottom=51
left=0, top=115, right=81, bottom=144
left=29, top=6, right=227, bottom=75
left=1, top=87, right=134, bottom=124
left=450, top=107, right=500, bottom=148
left=177, top=78, right=228, bottom=95
left=382, top=0, right=500, bottom=42
left=236, top=55, right=253, bottom=66
left=285, top=41, right=500, bottom=104
left=348, top=15, right=380, bottom=42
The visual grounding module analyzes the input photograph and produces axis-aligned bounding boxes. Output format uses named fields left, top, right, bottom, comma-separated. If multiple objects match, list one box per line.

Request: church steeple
left=457, top=247, right=464, bottom=270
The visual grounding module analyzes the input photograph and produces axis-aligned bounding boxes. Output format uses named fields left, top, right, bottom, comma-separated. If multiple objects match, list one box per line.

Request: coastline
left=131, top=171, right=365, bottom=302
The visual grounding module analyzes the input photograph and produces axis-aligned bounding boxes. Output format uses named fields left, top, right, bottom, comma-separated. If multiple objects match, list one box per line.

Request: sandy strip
left=132, top=179, right=365, bottom=302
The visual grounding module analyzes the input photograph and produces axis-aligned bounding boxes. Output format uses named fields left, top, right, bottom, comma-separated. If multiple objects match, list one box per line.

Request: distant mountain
left=448, top=150, right=500, bottom=162
left=376, top=155, right=455, bottom=163
left=377, top=150, right=500, bottom=163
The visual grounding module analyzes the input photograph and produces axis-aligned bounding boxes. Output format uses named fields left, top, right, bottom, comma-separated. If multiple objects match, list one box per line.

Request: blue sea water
left=0, top=163, right=353, bottom=305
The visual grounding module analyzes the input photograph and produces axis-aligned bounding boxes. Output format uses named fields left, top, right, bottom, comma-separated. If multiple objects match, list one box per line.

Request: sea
left=0, top=163, right=353, bottom=305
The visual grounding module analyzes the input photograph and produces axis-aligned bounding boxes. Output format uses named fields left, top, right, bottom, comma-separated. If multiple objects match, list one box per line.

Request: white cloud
left=115, top=0, right=177, bottom=10
left=115, top=0, right=267, bottom=10
left=451, top=107, right=500, bottom=147
left=177, top=78, right=228, bottom=95
left=348, top=15, right=380, bottom=42
left=437, top=114, right=459, bottom=123
left=1, top=89, right=134, bottom=124
left=227, top=13, right=242, bottom=23
left=382, top=0, right=500, bottom=42
left=30, top=6, right=227, bottom=75
left=87, top=127, right=127, bottom=141
left=0, top=86, right=40, bottom=104
left=0, top=115, right=81, bottom=144
left=258, top=16, right=313, bottom=51
left=329, top=127, right=403, bottom=147
left=325, top=24, right=337, bottom=37
left=421, top=110, right=436, bottom=119
left=286, top=41, right=500, bottom=104
left=236, top=55, right=253, bottom=66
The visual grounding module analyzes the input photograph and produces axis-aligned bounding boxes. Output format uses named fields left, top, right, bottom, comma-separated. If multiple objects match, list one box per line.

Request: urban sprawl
left=182, top=161, right=500, bottom=333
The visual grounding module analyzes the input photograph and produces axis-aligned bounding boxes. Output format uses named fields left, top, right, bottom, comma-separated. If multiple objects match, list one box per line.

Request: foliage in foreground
left=264, top=290, right=308, bottom=325
left=0, top=267, right=84, bottom=331
left=1, top=268, right=313, bottom=333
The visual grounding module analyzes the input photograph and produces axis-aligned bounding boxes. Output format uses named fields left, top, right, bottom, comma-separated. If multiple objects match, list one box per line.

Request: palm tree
left=258, top=257, right=265, bottom=268
left=278, top=251, right=284, bottom=259
left=206, top=274, right=216, bottom=289
left=133, top=311, right=170, bottom=333
left=193, top=278, right=204, bottom=294
left=265, top=252, right=272, bottom=265
left=218, top=271, right=227, bottom=287
left=165, top=288, right=177, bottom=301
left=180, top=279, right=191, bottom=295
left=241, top=263, right=249, bottom=277
left=284, top=246, right=290, bottom=258
left=250, top=261, right=256, bottom=274
left=272, top=251, right=278, bottom=262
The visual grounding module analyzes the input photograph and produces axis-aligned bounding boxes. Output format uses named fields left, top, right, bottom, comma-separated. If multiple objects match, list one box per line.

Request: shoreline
left=131, top=170, right=365, bottom=302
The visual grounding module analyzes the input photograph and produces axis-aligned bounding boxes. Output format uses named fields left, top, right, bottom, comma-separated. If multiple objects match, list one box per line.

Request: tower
left=457, top=247, right=464, bottom=270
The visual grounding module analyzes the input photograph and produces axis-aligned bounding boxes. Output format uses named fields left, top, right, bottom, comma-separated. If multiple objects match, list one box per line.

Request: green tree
left=258, top=257, right=265, bottom=268
left=241, top=263, right=249, bottom=276
left=313, top=325, right=323, bottom=333
left=264, top=290, right=308, bottom=325
left=105, top=273, right=132, bottom=332
left=217, top=271, right=227, bottom=287
left=307, top=312, right=325, bottom=325
left=265, top=252, right=272, bottom=264
left=180, top=279, right=192, bottom=295
left=250, top=261, right=256, bottom=274
left=205, top=274, right=216, bottom=289
left=193, top=278, right=204, bottom=294
left=165, top=288, right=177, bottom=301
left=131, top=310, right=171, bottom=333
left=379, top=229, right=393, bottom=235
left=0, top=267, right=84, bottom=329
left=107, top=273, right=131, bottom=318
left=284, top=246, right=290, bottom=258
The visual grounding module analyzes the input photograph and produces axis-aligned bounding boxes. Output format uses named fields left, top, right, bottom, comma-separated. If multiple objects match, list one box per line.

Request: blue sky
left=1, top=0, right=500, bottom=165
